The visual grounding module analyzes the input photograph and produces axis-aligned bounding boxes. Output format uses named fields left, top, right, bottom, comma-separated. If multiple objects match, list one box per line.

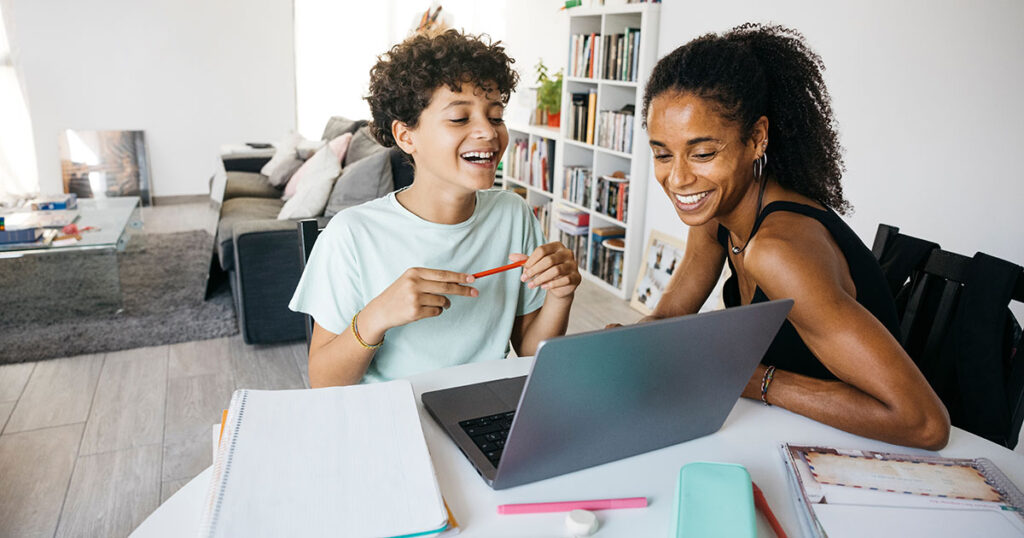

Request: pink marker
left=497, top=496, right=648, bottom=515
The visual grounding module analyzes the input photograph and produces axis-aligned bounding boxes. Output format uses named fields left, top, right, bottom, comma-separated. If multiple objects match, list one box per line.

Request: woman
left=290, top=31, right=580, bottom=387
left=639, top=24, right=949, bottom=449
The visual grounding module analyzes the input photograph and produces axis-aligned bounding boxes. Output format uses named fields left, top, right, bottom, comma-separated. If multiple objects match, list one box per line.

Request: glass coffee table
left=0, top=197, right=143, bottom=324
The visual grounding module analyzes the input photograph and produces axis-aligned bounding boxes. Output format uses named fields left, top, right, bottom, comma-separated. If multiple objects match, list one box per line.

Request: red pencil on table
left=752, top=482, right=787, bottom=538
left=473, top=259, right=526, bottom=278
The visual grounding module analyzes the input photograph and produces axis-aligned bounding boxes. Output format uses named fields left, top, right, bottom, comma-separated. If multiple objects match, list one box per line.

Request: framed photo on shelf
left=59, top=129, right=153, bottom=206
left=630, top=230, right=686, bottom=315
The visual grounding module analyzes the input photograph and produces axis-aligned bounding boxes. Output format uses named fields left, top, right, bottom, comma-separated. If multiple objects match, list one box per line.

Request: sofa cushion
left=278, top=142, right=346, bottom=219
left=266, top=154, right=304, bottom=187
left=224, top=171, right=282, bottom=200
left=321, top=116, right=367, bottom=141
left=260, top=131, right=304, bottom=177
left=342, top=125, right=387, bottom=168
left=324, top=148, right=394, bottom=217
left=282, top=134, right=349, bottom=201
left=216, top=197, right=285, bottom=271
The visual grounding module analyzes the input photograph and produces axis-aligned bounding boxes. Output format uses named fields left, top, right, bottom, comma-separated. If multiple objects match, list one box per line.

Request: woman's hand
left=358, top=268, right=477, bottom=343
left=515, top=242, right=582, bottom=299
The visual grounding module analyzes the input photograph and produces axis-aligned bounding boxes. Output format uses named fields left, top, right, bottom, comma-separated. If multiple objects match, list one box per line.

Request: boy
left=290, top=31, right=581, bottom=387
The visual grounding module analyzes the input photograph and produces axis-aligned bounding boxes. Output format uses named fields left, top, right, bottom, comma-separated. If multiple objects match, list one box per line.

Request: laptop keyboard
left=459, top=411, right=516, bottom=466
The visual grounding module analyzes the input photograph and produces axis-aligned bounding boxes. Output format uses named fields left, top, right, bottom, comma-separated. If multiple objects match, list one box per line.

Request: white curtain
left=0, top=2, right=39, bottom=202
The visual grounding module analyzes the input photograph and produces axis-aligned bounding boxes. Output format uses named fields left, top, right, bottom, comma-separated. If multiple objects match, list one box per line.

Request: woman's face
left=647, top=91, right=763, bottom=227
left=398, top=82, right=508, bottom=195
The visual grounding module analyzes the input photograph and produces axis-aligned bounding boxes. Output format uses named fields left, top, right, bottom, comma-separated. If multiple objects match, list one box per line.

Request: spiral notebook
left=780, top=443, right=1024, bottom=538
left=198, top=380, right=449, bottom=538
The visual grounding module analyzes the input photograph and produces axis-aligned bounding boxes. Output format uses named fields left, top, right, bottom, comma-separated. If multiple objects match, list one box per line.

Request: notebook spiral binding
left=199, top=389, right=249, bottom=537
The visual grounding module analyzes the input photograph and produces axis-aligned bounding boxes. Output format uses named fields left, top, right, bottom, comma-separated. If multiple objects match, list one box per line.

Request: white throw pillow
left=260, top=131, right=305, bottom=182
left=277, top=145, right=342, bottom=220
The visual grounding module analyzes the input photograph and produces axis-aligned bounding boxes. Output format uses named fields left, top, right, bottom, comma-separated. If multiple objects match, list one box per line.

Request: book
left=199, top=381, right=449, bottom=538
left=0, top=227, right=42, bottom=245
left=781, top=443, right=1024, bottom=538
left=586, top=89, right=597, bottom=145
left=29, top=193, right=77, bottom=210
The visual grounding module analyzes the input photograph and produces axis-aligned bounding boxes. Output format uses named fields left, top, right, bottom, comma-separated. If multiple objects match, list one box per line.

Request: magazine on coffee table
left=780, top=443, right=1024, bottom=538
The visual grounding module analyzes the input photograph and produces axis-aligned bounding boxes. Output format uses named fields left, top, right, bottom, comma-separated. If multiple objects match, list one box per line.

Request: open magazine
left=780, top=444, right=1024, bottom=538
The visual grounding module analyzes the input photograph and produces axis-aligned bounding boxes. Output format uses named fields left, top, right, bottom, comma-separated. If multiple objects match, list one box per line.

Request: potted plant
left=535, top=60, right=562, bottom=128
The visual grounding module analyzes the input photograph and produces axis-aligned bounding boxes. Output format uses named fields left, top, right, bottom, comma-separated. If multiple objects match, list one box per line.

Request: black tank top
left=716, top=201, right=899, bottom=380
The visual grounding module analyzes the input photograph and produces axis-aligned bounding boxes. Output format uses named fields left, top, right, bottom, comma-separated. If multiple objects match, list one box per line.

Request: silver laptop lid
left=492, top=300, right=792, bottom=489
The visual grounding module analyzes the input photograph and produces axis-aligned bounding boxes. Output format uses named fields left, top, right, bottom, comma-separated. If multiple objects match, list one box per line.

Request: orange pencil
left=473, top=259, right=526, bottom=278
left=752, top=482, right=787, bottom=538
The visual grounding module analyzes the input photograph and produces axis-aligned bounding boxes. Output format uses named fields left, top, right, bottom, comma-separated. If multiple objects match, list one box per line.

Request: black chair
left=298, top=219, right=324, bottom=348
left=872, top=224, right=1024, bottom=448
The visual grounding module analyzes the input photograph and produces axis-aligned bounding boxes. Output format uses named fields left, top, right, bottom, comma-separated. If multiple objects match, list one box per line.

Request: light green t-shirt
left=289, top=189, right=547, bottom=383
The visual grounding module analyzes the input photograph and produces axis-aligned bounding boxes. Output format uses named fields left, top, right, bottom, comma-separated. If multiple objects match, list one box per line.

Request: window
left=0, top=4, right=39, bottom=200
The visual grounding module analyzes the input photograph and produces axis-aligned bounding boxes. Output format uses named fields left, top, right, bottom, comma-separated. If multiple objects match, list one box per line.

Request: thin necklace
left=729, top=178, right=768, bottom=255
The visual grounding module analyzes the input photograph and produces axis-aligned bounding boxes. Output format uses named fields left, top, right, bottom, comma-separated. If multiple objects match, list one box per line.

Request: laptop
left=421, top=299, right=793, bottom=489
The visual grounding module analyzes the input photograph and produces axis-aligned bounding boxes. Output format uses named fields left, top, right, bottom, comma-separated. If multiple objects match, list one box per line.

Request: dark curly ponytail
left=642, top=23, right=849, bottom=214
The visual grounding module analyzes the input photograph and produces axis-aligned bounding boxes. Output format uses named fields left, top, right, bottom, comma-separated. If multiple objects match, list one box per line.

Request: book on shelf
left=507, top=139, right=528, bottom=182
left=558, top=230, right=588, bottom=269
left=529, top=138, right=554, bottom=192
left=595, top=172, right=630, bottom=223
left=200, top=381, right=450, bottom=538
left=531, top=200, right=552, bottom=233
left=600, top=29, right=641, bottom=82
left=597, top=104, right=635, bottom=153
left=569, top=32, right=602, bottom=78
left=590, top=226, right=626, bottom=288
left=781, top=443, right=1024, bottom=538
left=555, top=205, right=589, bottom=227
left=585, top=89, right=597, bottom=145
left=563, top=166, right=593, bottom=207
left=570, top=93, right=589, bottom=142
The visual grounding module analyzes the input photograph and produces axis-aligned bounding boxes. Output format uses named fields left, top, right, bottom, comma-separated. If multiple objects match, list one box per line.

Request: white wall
left=295, top=0, right=509, bottom=140
left=502, top=0, right=568, bottom=119
left=644, top=1, right=1024, bottom=320
left=3, top=0, right=296, bottom=198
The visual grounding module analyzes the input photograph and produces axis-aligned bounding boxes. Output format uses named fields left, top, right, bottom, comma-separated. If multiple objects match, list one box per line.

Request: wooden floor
left=0, top=199, right=643, bottom=537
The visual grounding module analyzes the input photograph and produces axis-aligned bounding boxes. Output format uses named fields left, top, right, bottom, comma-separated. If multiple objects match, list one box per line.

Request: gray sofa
left=215, top=118, right=414, bottom=344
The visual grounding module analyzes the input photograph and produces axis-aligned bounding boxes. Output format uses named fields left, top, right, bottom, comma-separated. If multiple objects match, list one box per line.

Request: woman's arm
left=308, top=267, right=477, bottom=387
left=648, top=222, right=727, bottom=320
left=742, top=225, right=950, bottom=450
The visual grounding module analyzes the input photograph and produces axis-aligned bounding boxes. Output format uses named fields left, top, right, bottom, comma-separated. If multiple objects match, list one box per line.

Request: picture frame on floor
left=59, top=129, right=153, bottom=206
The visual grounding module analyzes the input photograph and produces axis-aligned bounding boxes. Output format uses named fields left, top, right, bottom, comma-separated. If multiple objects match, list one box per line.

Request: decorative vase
left=546, top=112, right=561, bottom=128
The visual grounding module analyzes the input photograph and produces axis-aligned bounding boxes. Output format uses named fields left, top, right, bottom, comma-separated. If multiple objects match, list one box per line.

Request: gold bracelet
left=351, top=310, right=383, bottom=350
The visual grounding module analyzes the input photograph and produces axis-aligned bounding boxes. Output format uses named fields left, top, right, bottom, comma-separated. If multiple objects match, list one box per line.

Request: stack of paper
left=199, top=380, right=449, bottom=538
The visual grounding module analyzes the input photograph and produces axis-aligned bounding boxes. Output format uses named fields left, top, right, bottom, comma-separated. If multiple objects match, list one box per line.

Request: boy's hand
left=515, top=242, right=581, bottom=299
left=360, top=268, right=477, bottom=341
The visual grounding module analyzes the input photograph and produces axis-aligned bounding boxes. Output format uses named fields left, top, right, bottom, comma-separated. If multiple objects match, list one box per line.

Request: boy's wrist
left=354, top=303, right=388, bottom=345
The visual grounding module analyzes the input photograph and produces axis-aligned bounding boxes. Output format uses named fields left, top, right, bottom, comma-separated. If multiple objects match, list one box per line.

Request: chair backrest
left=297, top=219, right=324, bottom=348
left=872, top=223, right=1024, bottom=448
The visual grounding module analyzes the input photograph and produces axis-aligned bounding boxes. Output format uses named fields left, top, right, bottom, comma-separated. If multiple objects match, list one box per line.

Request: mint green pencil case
left=670, top=462, right=756, bottom=537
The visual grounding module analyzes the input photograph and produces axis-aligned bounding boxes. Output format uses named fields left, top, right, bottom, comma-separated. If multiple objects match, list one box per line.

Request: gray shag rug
left=0, top=230, right=237, bottom=363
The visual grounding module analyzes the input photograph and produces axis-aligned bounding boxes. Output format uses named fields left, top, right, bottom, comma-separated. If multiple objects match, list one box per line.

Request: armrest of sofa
left=230, top=217, right=330, bottom=343
left=223, top=154, right=272, bottom=173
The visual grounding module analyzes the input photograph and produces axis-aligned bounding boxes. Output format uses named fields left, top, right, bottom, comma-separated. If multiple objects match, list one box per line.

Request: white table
left=132, top=357, right=1024, bottom=537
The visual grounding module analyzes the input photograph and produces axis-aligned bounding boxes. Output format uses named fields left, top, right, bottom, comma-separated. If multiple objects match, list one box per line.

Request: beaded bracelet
left=760, top=365, right=777, bottom=406
left=351, top=310, right=383, bottom=350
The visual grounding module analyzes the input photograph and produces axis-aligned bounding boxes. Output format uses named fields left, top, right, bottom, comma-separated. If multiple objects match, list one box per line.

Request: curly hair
left=642, top=23, right=849, bottom=214
left=366, top=30, right=519, bottom=148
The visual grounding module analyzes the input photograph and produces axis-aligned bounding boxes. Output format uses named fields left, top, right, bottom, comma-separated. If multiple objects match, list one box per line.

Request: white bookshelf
left=501, top=3, right=659, bottom=299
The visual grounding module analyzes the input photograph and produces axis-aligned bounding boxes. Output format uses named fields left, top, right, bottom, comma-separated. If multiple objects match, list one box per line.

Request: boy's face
left=400, top=82, right=508, bottom=193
